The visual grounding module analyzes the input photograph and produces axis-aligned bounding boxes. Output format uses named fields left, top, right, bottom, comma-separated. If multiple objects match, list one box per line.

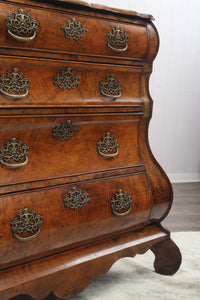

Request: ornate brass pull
left=6, top=8, right=39, bottom=41
left=8, top=28, right=37, bottom=41
left=11, top=208, right=43, bottom=241
left=54, top=67, right=80, bottom=91
left=0, top=138, right=29, bottom=168
left=100, top=74, right=122, bottom=98
left=64, top=187, right=91, bottom=210
left=0, top=68, right=30, bottom=99
left=111, top=190, right=133, bottom=216
left=53, top=120, right=79, bottom=141
left=1, top=157, right=28, bottom=168
left=61, top=18, right=87, bottom=41
left=97, top=132, right=119, bottom=158
left=107, top=26, right=129, bottom=52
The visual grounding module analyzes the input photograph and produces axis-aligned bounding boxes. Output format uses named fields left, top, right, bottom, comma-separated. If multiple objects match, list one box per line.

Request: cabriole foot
left=150, top=238, right=182, bottom=275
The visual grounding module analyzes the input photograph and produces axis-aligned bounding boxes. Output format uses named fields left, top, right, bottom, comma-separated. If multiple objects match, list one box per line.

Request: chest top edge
left=1, top=0, right=154, bottom=22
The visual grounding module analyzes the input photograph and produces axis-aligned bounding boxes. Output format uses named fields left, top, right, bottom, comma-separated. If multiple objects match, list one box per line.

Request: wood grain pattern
left=0, top=225, right=167, bottom=300
left=0, top=165, right=146, bottom=195
left=0, top=1, right=148, bottom=60
left=0, top=0, right=182, bottom=299
left=0, top=173, right=152, bottom=270
left=0, top=57, right=143, bottom=107
left=0, top=114, right=141, bottom=187
left=138, top=23, right=173, bottom=223
left=151, top=237, right=182, bottom=275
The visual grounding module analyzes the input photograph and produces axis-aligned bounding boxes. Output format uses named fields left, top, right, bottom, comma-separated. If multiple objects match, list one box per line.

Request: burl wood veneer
left=0, top=1, right=181, bottom=299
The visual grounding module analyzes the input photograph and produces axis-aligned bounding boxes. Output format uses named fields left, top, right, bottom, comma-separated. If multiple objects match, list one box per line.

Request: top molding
left=55, top=0, right=154, bottom=20
left=2, top=0, right=154, bottom=21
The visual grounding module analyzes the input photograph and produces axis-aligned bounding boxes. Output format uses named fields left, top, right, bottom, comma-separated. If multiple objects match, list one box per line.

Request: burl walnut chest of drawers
left=0, top=1, right=181, bottom=299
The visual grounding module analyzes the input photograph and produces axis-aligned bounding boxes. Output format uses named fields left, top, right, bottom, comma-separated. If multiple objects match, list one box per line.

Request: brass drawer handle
left=53, top=120, right=79, bottom=142
left=0, top=138, right=29, bottom=168
left=8, top=28, right=37, bottom=42
left=97, top=132, right=119, bottom=158
left=6, top=8, right=39, bottom=41
left=61, top=18, right=87, bottom=41
left=0, top=156, right=28, bottom=168
left=11, top=208, right=43, bottom=241
left=64, top=187, right=91, bottom=210
left=107, top=26, right=129, bottom=52
left=54, top=67, right=80, bottom=91
left=0, top=68, right=30, bottom=99
left=111, top=190, right=133, bottom=216
left=100, top=74, right=122, bottom=98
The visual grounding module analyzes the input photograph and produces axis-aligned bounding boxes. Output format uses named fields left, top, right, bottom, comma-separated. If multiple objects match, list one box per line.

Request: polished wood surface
left=9, top=182, right=200, bottom=300
left=1, top=225, right=168, bottom=300
left=0, top=114, right=142, bottom=189
left=0, top=58, right=143, bottom=107
left=0, top=173, right=152, bottom=270
left=151, top=237, right=182, bottom=275
left=0, top=1, right=149, bottom=60
left=0, top=0, right=181, bottom=299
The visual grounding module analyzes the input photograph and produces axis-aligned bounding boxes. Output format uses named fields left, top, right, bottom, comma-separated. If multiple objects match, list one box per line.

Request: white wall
left=94, top=0, right=200, bottom=182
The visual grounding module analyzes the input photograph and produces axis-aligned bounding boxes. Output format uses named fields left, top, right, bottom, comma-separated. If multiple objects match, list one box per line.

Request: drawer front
left=0, top=2, right=148, bottom=60
left=0, top=114, right=142, bottom=187
left=0, top=57, right=141, bottom=107
left=0, top=173, right=152, bottom=269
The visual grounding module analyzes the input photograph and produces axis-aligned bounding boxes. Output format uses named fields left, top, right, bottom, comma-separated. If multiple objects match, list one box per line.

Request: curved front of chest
left=0, top=173, right=152, bottom=270
left=0, top=1, right=179, bottom=299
